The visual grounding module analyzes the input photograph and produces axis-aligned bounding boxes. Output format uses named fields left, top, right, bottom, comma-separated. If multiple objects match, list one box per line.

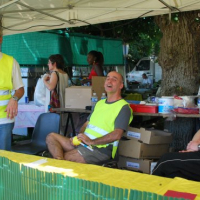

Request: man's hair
left=142, top=73, right=147, bottom=77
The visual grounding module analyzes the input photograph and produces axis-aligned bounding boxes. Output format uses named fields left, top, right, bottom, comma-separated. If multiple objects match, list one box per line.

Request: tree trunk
left=155, top=11, right=200, bottom=96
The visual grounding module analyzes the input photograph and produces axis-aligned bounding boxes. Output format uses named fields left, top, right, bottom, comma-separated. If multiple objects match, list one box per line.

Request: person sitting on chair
left=152, top=129, right=200, bottom=182
left=46, top=71, right=133, bottom=165
left=141, top=73, right=152, bottom=88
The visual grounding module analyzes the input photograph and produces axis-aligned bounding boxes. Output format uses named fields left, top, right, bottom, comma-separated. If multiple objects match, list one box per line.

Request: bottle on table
left=25, top=96, right=29, bottom=104
left=101, top=93, right=106, bottom=100
left=91, top=93, right=98, bottom=111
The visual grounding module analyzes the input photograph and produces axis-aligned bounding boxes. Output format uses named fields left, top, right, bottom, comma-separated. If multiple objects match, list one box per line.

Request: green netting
left=0, top=157, right=188, bottom=200
left=2, top=32, right=123, bottom=66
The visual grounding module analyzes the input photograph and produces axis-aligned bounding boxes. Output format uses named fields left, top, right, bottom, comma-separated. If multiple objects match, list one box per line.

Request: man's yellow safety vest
left=84, top=99, right=133, bottom=158
left=0, top=53, right=14, bottom=119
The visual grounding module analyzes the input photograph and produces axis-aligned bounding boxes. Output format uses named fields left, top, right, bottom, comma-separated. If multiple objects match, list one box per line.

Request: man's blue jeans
left=0, top=122, right=14, bottom=150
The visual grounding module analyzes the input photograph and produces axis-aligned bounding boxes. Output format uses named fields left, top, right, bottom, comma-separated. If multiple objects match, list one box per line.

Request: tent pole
left=16, top=1, right=72, bottom=24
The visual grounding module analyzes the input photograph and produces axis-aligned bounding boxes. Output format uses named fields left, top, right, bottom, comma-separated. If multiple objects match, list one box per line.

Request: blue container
left=126, top=100, right=140, bottom=104
left=158, top=97, right=174, bottom=113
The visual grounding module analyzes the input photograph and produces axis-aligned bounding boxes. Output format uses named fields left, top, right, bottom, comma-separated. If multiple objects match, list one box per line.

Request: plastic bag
left=34, top=75, right=47, bottom=106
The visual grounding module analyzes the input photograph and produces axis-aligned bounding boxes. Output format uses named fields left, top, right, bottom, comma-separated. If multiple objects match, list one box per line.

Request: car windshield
left=136, top=60, right=150, bottom=71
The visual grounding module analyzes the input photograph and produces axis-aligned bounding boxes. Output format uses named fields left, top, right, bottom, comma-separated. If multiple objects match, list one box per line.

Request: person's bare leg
left=46, top=132, right=74, bottom=160
left=64, top=149, right=86, bottom=163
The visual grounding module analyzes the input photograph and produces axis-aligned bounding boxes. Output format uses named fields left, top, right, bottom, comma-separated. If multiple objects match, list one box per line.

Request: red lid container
left=130, top=104, right=158, bottom=113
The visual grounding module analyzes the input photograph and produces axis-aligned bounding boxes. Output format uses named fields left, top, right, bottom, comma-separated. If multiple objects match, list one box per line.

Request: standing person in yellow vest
left=0, top=36, right=24, bottom=150
left=46, top=71, right=133, bottom=164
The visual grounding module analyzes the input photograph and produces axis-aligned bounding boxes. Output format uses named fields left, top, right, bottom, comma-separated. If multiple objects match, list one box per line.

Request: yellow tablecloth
left=1, top=150, right=200, bottom=199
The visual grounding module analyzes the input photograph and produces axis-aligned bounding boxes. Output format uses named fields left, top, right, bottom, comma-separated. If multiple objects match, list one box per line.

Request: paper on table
left=24, top=159, right=47, bottom=168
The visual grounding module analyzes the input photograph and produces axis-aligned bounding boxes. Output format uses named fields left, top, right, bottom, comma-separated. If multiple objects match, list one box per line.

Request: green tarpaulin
left=2, top=31, right=124, bottom=66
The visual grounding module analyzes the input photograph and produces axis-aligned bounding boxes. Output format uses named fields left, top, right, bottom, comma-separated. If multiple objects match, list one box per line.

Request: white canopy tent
left=0, top=0, right=200, bottom=36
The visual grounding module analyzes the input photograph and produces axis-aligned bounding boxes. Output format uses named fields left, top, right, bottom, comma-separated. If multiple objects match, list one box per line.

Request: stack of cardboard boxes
left=118, top=127, right=173, bottom=174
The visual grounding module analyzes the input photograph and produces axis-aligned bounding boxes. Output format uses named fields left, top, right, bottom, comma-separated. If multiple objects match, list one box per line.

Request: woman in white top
left=43, top=54, right=68, bottom=108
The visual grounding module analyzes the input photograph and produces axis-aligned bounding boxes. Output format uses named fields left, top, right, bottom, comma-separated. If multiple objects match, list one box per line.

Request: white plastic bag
left=34, top=75, right=47, bottom=106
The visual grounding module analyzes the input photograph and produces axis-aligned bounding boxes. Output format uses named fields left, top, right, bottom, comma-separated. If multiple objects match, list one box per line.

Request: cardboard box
left=123, top=127, right=173, bottom=144
left=118, top=156, right=157, bottom=174
left=118, top=138, right=170, bottom=159
left=92, top=76, right=107, bottom=100
left=65, top=86, right=92, bottom=109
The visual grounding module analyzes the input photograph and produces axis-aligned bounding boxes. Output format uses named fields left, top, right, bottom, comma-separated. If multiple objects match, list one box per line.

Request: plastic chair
left=11, top=113, right=60, bottom=155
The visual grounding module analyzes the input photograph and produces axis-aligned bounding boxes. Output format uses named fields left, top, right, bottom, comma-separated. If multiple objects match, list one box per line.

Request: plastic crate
left=130, top=104, right=158, bottom=113
left=129, top=104, right=137, bottom=112
left=173, top=107, right=199, bottom=114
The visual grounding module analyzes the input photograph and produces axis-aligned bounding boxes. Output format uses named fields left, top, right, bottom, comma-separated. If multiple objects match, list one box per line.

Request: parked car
left=126, top=57, right=162, bottom=84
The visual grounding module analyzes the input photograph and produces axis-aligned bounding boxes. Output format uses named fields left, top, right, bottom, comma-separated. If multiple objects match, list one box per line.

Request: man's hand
left=77, top=133, right=93, bottom=146
left=5, top=98, right=18, bottom=119
left=179, top=149, right=195, bottom=153
left=186, top=141, right=199, bottom=152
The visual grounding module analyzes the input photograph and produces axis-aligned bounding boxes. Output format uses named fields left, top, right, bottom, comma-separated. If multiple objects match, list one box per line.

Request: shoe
left=41, top=151, right=53, bottom=158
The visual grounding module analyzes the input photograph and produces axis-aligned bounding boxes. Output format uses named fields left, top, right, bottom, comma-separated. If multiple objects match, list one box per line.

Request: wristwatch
left=12, top=95, right=19, bottom=101
left=198, top=144, right=200, bottom=151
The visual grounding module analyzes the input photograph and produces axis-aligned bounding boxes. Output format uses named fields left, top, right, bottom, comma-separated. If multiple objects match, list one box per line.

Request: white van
left=126, top=57, right=162, bottom=83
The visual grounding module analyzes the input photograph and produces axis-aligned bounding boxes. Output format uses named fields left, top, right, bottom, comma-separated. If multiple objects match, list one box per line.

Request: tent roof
left=1, top=0, right=200, bottom=36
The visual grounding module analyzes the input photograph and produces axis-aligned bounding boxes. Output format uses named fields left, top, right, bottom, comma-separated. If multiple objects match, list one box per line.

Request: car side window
left=136, top=60, right=150, bottom=71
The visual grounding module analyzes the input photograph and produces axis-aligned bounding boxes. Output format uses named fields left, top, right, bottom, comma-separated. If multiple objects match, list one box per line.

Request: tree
left=155, top=11, right=200, bottom=152
left=155, top=11, right=200, bottom=96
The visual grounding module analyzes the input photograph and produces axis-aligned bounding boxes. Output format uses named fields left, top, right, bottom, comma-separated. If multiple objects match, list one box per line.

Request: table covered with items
left=126, top=95, right=200, bottom=152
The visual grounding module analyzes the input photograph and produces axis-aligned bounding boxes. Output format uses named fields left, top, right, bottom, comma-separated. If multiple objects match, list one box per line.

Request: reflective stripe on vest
left=0, top=90, right=9, bottom=95
left=0, top=54, right=14, bottom=119
left=0, top=100, right=10, bottom=106
left=84, top=99, right=133, bottom=158
left=85, top=124, right=109, bottom=139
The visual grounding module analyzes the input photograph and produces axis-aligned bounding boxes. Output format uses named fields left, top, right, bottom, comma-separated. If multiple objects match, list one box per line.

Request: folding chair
left=11, top=113, right=60, bottom=155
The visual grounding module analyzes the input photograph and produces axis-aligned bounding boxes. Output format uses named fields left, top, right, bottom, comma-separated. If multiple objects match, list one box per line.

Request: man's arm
left=77, top=128, right=124, bottom=146
left=184, top=130, right=200, bottom=152
left=79, top=121, right=89, bottom=134
left=192, top=130, right=200, bottom=142
left=6, top=87, right=24, bottom=119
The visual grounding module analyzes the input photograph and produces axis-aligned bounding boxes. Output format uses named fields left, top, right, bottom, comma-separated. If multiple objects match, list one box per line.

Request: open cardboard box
left=118, top=138, right=170, bottom=159
left=123, top=127, right=173, bottom=144
left=65, top=86, right=92, bottom=109
left=118, top=156, right=157, bottom=174
left=92, top=76, right=107, bottom=100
